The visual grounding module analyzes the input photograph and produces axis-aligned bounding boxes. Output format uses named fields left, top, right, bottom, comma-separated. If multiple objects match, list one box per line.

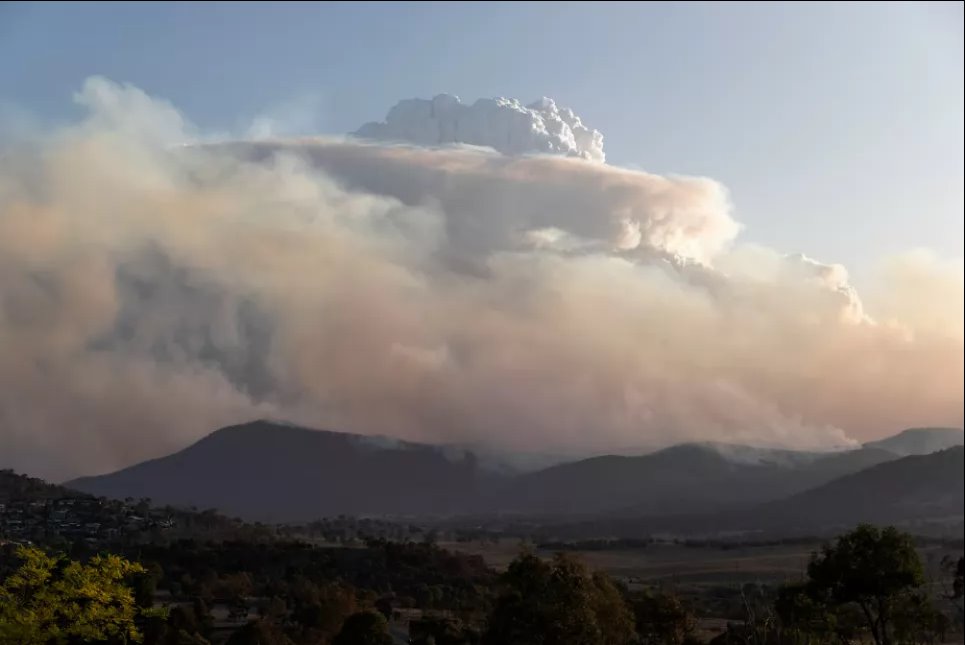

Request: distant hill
left=864, top=427, right=964, bottom=457
left=535, top=447, right=965, bottom=539
left=66, top=421, right=961, bottom=524
left=1, top=469, right=90, bottom=502
left=752, top=446, right=965, bottom=531
left=489, top=443, right=897, bottom=516
left=68, top=421, right=500, bottom=522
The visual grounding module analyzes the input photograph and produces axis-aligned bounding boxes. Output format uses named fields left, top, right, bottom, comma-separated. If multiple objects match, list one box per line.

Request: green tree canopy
left=775, top=581, right=863, bottom=645
left=797, top=524, right=927, bottom=645
left=0, top=544, right=158, bottom=644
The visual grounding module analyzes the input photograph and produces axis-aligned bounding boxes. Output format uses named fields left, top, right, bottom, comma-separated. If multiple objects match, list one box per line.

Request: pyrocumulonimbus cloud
left=354, top=94, right=605, bottom=162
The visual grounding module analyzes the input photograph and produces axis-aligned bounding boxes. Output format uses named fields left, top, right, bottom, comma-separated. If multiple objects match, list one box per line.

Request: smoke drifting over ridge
left=1, top=78, right=962, bottom=480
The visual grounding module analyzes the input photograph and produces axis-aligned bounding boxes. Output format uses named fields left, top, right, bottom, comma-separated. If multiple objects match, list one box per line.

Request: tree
left=631, top=589, right=697, bottom=645
left=142, top=602, right=211, bottom=645
left=775, top=582, right=862, bottom=645
left=410, top=616, right=480, bottom=645
left=890, top=591, right=948, bottom=645
left=591, top=572, right=637, bottom=645
left=804, top=524, right=926, bottom=645
left=0, top=544, right=159, bottom=644
left=134, top=562, right=164, bottom=609
left=483, top=552, right=635, bottom=645
left=332, top=610, right=393, bottom=645
left=955, top=557, right=965, bottom=601
left=216, top=572, right=254, bottom=604
left=942, top=555, right=964, bottom=623
left=287, top=580, right=358, bottom=644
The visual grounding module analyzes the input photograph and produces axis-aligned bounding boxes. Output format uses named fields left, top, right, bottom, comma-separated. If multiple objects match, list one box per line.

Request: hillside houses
left=0, top=494, right=176, bottom=546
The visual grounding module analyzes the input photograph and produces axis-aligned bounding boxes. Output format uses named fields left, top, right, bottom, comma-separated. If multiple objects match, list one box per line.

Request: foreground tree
left=0, top=544, right=156, bottom=644
left=776, top=582, right=863, bottom=645
left=799, top=524, right=928, bottom=645
left=483, top=552, right=635, bottom=645
left=890, top=592, right=948, bottom=645
left=591, top=571, right=639, bottom=645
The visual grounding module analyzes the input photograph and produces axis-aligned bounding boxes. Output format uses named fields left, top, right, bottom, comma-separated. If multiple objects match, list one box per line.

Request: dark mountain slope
left=863, top=427, right=963, bottom=457
left=757, top=445, right=965, bottom=529
left=68, top=421, right=496, bottom=522
left=1, top=469, right=91, bottom=502
left=540, top=447, right=965, bottom=539
left=491, top=443, right=897, bottom=516
left=68, top=422, right=958, bottom=524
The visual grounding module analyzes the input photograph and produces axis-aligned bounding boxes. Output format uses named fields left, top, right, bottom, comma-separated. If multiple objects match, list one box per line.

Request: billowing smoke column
left=0, top=78, right=962, bottom=481
left=354, top=94, right=606, bottom=162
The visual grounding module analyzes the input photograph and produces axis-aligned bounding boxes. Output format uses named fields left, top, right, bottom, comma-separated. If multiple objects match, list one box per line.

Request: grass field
left=441, top=538, right=960, bottom=584
left=440, top=538, right=817, bottom=581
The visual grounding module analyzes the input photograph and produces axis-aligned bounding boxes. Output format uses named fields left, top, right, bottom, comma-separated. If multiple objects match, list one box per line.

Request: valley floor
left=440, top=538, right=960, bottom=582
left=440, top=537, right=965, bottom=643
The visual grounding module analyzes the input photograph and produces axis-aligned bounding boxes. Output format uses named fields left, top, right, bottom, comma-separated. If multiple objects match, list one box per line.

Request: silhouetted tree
left=591, top=572, right=637, bottom=645
left=134, top=561, right=164, bottom=609
left=943, top=555, right=964, bottom=623
left=631, top=589, right=697, bottom=645
left=775, top=582, right=862, bottom=645
left=890, top=591, right=948, bottom=645
left=803, top=524, right=927, bottom=645
left=955, top=557, right=965, bottom=601
left=483, top=552, right=634, bottom=645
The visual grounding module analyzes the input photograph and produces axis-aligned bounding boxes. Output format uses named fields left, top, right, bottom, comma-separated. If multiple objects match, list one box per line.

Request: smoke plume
left=1, top=78, right=962, bottom=480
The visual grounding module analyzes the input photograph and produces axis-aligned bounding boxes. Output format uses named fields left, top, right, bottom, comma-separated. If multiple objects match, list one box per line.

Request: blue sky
left=2, top=1, right=962, bottom=280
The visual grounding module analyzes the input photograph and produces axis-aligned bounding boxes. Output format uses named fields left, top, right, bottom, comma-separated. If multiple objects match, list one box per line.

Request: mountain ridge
left=863, top=427, right=963, bottom=456
left=68, top=420, right=492, bottom=522
left=66, top=422, right=963, bottom=525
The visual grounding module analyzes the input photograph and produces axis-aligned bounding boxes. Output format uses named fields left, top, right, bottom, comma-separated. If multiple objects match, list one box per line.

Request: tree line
left=1, top=524, right=962, bottom=644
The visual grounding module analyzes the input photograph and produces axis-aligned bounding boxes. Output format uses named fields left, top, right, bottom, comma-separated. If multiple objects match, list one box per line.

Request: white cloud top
left=355, top=94, right=606, bottom=162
